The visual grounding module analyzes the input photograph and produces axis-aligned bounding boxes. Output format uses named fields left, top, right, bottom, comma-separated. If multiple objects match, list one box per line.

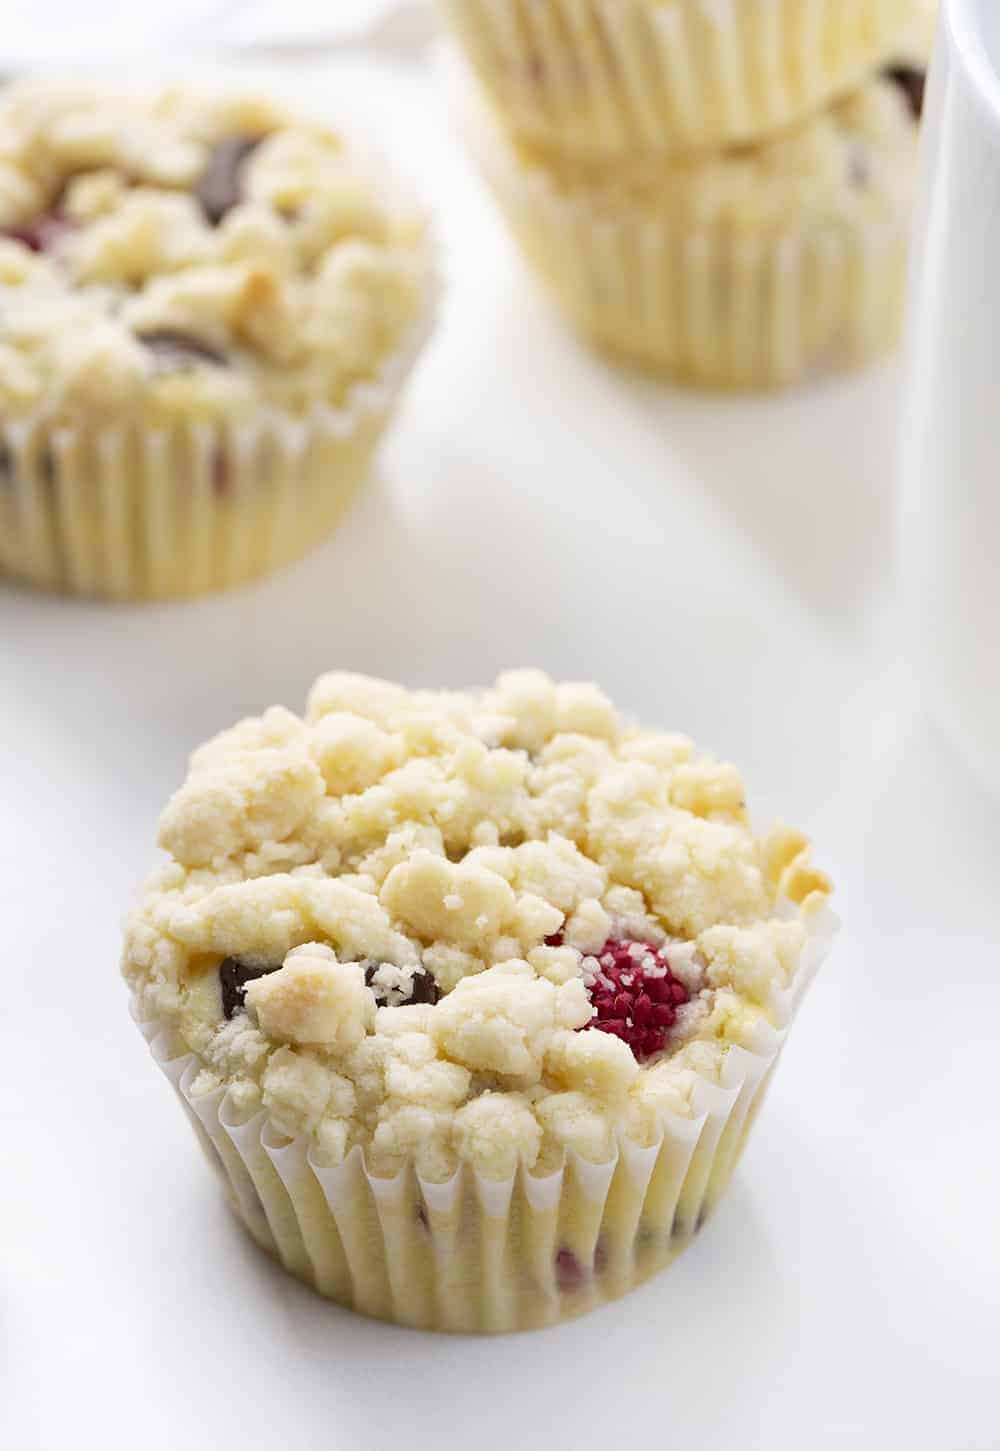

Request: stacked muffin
left=441, top=0, right=936, bottom=388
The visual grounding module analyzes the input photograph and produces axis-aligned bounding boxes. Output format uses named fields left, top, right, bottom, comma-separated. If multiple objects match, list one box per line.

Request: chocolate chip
left=407, top=967, right=440, bottom=1006
left=884, top=65, right=926, bottom=122
left=211, top=445, right=231, bottom=501
left=219, top=957, right=280, bottom=1020
left=196, top=135, right=262, bottom=226
left=364, top=961, right=440, bottom=1008
left=138, top=329, right=227, bottom=371
left=2, top=210, right=72, bottom=254
left=0, top=441, right=13, bottom=487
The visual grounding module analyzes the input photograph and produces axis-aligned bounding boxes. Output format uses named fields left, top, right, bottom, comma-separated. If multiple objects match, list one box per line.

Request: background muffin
left=125, top=669, right=834, bottom=1332
left=0, top=82, right=433, bottom=599
left=459, top=61, right=924, bottom=388
left=438, top=0, right=920, bottom=158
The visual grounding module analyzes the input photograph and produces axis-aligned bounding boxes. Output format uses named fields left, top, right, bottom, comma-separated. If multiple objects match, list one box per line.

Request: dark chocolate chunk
left=210, top=444, right=231, bottom=501
left=364, top=961, right=440, bottom=1008
left=219, top=957, right=280, bottom=1020
left=407, top=966, right=440, bottom=1006
left=196, top=135, right=262, bottom=226
left=138, top=329, right=227, bottom=371
left=884, top=65, right=926, bottom=122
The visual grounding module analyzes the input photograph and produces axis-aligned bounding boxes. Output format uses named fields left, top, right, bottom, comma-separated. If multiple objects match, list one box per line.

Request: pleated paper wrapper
left=462, top=75, right=912, bottom=389
left=0, top=303, right=432, bottom=602
left=438, top=0, right=917, bottom=158
left=131, top=906, right=837, bottom=1335
left=0, top=91, right=436, bottom=604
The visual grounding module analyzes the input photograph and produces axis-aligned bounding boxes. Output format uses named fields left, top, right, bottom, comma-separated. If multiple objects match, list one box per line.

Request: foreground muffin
left=0, top=83, right=432, bottom=599
left=461, top=62, right=924, bottom=388
left=438, top=0, right=920, bottom=158
left=125, top=670, right=834, bottom=1332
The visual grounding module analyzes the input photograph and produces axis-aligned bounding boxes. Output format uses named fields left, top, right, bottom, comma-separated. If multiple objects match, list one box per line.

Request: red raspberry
left=572, top=937, right=690, bottom=1062
left=3, top=210, right=72, bottom=253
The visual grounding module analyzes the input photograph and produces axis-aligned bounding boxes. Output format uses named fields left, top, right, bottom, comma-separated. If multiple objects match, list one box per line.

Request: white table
left=4, top=48, right=998, bottom=1451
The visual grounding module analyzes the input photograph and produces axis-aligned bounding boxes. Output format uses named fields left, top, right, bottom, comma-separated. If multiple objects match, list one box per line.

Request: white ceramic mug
left=901, top=0, right=1000, bottom=793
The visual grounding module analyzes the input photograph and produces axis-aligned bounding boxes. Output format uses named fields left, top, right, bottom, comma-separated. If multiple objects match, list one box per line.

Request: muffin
left=124, top=669, right=835, bottom=1332
left=0, top=83, right=432, bottom=600
left=438, top=0, right=921, bottom=159
left=460, top=62, right=924, bottom=388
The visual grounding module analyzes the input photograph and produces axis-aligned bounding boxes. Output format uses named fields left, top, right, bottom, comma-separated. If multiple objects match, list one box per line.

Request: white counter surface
left=4, top=48, right=998, bottom=1451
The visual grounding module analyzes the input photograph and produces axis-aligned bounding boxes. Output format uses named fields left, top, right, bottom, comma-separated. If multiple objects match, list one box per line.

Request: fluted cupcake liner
left=464, top=93, right=910, bottom=388
left=438, top=0, right=918, bottom=158
left=130, top=905, right=836, bottom=1334
left=0, top=310, right=431, bottom=602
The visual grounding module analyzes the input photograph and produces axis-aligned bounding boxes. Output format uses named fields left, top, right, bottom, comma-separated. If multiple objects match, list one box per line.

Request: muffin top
left=124, top=671, right=831, bottom=1182
left=0, top=83, right=429, bottom=428
left=492, top=69, right=923, bottom=230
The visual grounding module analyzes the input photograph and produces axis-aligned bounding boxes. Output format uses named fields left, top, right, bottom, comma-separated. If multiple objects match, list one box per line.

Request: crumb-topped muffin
left=461, top=62, right=924, bottom=388
left=125, top=670, right=834, bottom=1331
left=0, top=83, right=432, bottom=598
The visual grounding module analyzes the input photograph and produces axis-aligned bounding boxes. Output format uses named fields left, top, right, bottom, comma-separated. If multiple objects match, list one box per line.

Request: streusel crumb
left=0, top=83, right=427, bottom=425
left=124, top=670, right=831, bottom=1181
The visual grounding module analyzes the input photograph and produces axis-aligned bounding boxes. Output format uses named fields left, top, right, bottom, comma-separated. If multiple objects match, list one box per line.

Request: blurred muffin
left=438, top=0, right=922, bottom=158
left=461, top=63, right=925, bottom=389
left=0, top=83, right=432, bottom=600
left=125, top=668, right=835, bottom=1332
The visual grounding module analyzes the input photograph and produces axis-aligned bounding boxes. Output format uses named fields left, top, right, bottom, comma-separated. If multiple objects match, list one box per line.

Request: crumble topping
left=0, top=83, right=428, bottom=426
left=125, top=670, right=831, bottom=1181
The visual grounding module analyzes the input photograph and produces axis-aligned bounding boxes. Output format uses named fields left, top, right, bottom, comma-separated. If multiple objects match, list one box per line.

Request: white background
left=3, top=34, right=999, bottom=1451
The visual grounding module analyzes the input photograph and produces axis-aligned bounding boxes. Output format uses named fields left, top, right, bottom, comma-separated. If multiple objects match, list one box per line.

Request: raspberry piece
left=555, top=1248, right=585, bottom=1291
left=3, top=210, right=72, bottom=253
left=884, top=65, right=926, bottom=121
left=581, top=938, right=691, bottom=1063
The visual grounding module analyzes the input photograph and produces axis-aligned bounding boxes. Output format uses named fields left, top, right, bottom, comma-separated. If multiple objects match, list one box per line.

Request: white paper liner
left=130, top=905, right=837, bottom=1334
left=460, top=68, right=913, bottom=389
left=437, top=0, right=917, bottom=157
left=0, top=299, right=433, bottom=601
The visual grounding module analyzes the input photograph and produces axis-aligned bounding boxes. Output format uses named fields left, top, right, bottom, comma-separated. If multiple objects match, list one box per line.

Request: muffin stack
left=441, top=0, right=936, bottom=388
